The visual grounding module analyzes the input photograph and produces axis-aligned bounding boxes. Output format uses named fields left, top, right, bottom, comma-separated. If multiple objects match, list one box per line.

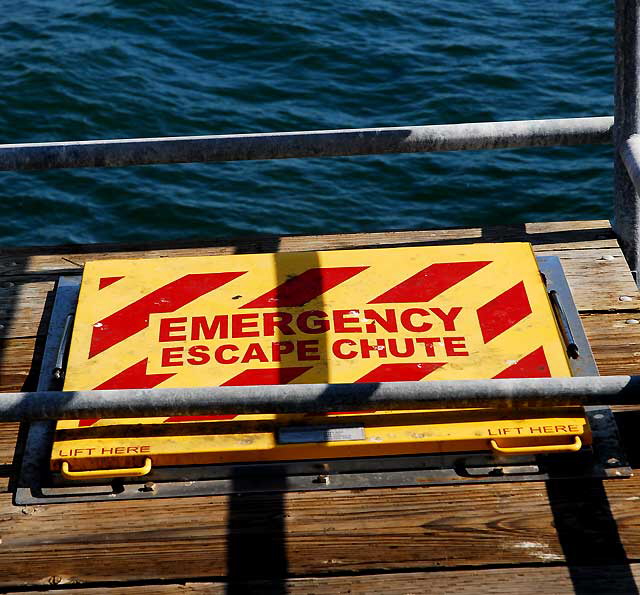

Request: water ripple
left=0, top=0, right=615, bottom=245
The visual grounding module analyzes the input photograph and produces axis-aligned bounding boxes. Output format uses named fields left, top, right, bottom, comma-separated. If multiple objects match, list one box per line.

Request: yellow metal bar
left=490, top=436, right=582, bottom=455
left=61, top=457, right=152, bottom=480
left=51, top=410, right=590, bottom=470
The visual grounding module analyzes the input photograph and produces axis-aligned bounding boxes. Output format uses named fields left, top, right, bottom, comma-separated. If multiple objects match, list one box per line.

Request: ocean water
left=0, top=1, right=614, bottom=246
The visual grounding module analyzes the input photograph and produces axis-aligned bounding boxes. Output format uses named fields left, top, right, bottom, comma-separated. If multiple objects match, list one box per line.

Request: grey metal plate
left=13, top=259, right=629, bottom=505
left=16, top=277, right=80, bottom=499
left=278, top=425, right=366, bottom=444
left=536, top=255, right=599, bottom=377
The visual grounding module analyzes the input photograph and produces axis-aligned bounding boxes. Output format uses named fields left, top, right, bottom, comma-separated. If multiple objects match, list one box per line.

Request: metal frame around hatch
left=13, top=257, right=631, bottom=505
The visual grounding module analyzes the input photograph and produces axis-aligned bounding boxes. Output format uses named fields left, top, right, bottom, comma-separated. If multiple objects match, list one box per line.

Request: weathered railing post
left=615, top=0, right=640, bottom=283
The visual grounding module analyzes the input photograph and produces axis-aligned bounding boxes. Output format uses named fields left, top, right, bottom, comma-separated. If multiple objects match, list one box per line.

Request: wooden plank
left=582, top=312, right=640, bottom=375
left=8, top=565, right=640, bottom=594
left=0, top=337, right=41, bottom=392
left=2, top=472, right=640, bottom=587
left=0, top=277, right=55, bottom=340
left=0, top=220, right=616, bottom=277
left=0, top=423, right=19, bottom=466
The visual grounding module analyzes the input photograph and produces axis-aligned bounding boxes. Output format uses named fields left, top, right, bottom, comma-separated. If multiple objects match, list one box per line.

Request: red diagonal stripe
left=220, top=366, right=313, bottom=386
left=99, top=276, right=124, bottom=290
left=368, top=261, right=491, bottom=304
left=163, top=367, right=312, bottom=423
left=163, top=414, right=238, bottom=423
left=493, top=346, right=551, bottom=379
left=355, top=362, right=446, bottom=383
left=94, top=358, right=176, bottom=389
left=89, top=271, right=246, bottom=358
left=322, top=362, right=447, bottom=416
left=78, top=358, right=176, bottom=427
left=477, top=281, right=532, bottom=344
left=240, top=267, right=368, bottom=309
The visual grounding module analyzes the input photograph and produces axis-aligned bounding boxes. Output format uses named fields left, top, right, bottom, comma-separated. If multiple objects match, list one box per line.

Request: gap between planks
left=5, top=564, right=640, bottom=595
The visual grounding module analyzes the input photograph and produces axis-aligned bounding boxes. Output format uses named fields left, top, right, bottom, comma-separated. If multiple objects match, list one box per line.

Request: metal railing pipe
left=0, top=375, right=639, bottom=422
left=620, top=134, right=640, bottom=196
left=615, top=0, right=640, bottom=283
left=0, top=116, right=613, bottom=171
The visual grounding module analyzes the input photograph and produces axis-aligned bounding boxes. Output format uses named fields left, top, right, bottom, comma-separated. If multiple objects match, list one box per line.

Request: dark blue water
left=0, top=1, right=614, bottom=246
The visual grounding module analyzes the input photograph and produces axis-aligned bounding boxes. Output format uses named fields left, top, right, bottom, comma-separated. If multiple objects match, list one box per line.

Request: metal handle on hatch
left=61, top=457, right=152, bottom=480
left=490, top=436, right=582, bottom=455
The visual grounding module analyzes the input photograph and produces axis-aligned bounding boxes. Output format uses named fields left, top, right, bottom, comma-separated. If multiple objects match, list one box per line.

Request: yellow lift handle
left=490, top=436, right=582, bottom=455
left=61, top=457, right=152, bottom=480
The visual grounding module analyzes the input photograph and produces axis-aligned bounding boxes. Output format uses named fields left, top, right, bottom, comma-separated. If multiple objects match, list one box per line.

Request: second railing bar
left=0, top=116, right=613, bottom=171
left=0, top=375, right=639, bottom=422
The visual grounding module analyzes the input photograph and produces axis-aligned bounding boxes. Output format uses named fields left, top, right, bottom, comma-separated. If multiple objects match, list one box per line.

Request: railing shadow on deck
left=0, top=218, right=614, bottom=276
left=547, top=476, right=639, bottom=595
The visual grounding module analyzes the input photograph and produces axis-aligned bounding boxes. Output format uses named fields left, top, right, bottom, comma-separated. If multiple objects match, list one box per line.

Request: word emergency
left=156, top=307, right=469, bottom=367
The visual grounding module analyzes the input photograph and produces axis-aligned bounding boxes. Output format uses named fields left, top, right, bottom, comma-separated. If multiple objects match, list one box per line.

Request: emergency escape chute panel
left=51, top=243, right=589, bottom=474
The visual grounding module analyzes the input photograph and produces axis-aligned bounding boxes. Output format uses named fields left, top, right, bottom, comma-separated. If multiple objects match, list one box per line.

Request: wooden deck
left=2, top=219, right=640, bottom=594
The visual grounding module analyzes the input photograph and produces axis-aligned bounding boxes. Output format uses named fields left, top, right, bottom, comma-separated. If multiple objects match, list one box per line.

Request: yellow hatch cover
left=51, top=243, right=588, bottom=474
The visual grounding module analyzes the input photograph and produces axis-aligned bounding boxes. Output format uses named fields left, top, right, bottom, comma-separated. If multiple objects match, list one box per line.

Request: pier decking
left=1, top=219, right=640, bottom=593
